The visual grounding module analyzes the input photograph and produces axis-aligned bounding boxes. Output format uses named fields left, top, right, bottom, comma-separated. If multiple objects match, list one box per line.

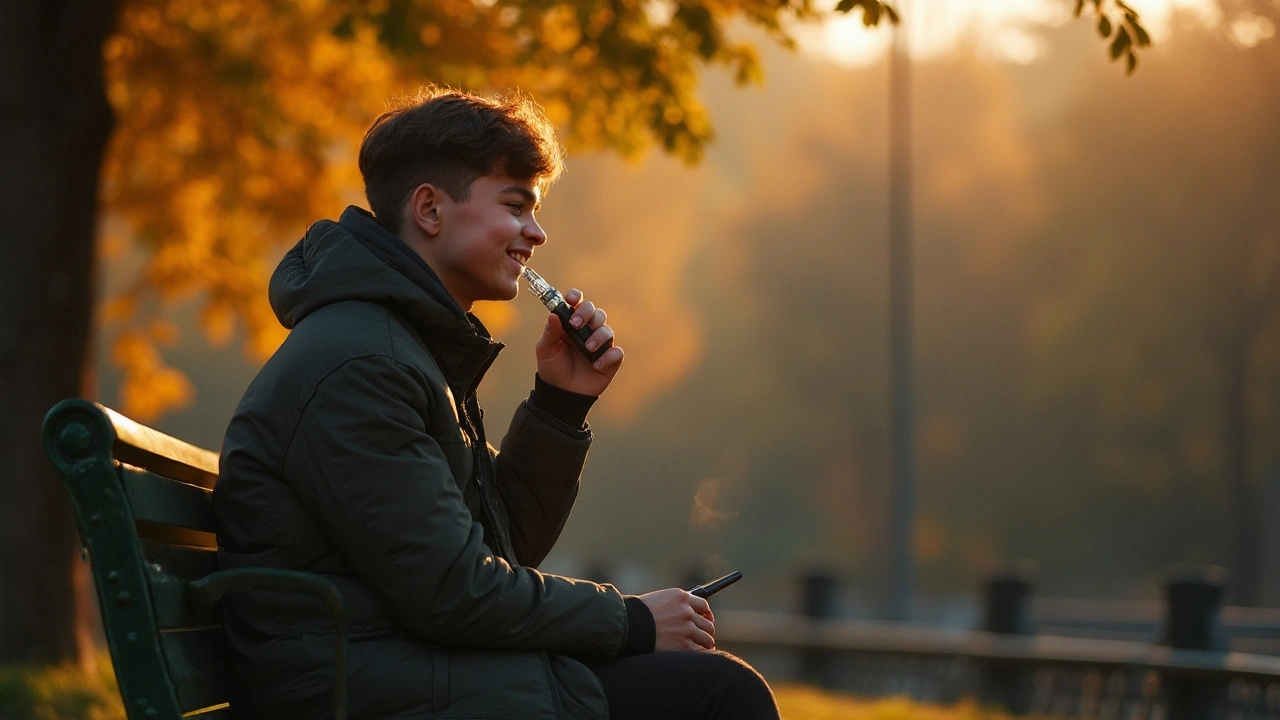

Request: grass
left=0, top=656, right=125, bottom=720
left=774, top=684, right=1016, bottom=719
left=0, top=658, right=1016, bottom=719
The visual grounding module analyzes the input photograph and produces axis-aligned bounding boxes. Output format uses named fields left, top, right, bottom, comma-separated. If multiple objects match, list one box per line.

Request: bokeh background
left=86, top=0, right=1280, bottom=620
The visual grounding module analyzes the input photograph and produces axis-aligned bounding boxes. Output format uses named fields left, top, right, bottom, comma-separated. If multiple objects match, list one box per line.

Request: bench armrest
left=189, top=569, right=348, bottom=720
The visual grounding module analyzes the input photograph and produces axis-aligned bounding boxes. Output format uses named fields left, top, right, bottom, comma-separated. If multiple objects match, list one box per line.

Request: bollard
left=982, top=570, right=1037, bottom=635
left=799, top=572, right=839, bottom=687
left=1161, top=564, right=1227, bottom=720
left=980, top=560, right=1038, bottom=715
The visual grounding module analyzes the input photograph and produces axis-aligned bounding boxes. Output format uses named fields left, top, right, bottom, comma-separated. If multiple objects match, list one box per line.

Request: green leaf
left=1098, top=14, right=1112, bottom=38
left=862, top=1, right=881, bottom=27
left=1132, top=22, right=1151, bottom=47
left=1110, top=26, right=1130, bottom=59
left=1126, top=50, right=1138, bottom=74
left=834, top=0, right=858, bottom=13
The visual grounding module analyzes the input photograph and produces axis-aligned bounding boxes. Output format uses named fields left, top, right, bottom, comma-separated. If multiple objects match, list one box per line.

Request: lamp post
left=886, top=0, right=915, bottom=622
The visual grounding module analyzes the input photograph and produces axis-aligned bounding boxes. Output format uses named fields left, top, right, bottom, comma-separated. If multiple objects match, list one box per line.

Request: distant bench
left=42, top=399, right=348, bottom=720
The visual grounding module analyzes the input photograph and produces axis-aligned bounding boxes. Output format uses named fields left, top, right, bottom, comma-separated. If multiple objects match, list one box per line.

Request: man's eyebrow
left=501, top=185, right=541, bottom=209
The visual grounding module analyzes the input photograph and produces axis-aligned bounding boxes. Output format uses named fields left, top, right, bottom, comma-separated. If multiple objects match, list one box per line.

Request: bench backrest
left=44, top=399, right=230, bottom=719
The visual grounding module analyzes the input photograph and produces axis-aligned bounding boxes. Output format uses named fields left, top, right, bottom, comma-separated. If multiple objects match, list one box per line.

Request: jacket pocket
left=548, top=654, right=609, bottom=720
left=440, top=649, right=561, bottom=719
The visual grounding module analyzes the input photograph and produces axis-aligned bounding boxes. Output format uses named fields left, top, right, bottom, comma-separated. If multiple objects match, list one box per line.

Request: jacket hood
left=270, top=206, right=502, bottom=391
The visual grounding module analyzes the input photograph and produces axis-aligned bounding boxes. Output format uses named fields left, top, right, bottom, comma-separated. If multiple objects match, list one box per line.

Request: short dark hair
left=358, top=87, right=565, bottom=233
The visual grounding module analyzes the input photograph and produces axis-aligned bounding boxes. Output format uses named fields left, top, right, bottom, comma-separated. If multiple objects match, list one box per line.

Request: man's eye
left=508, top=203, right=524, bottom=214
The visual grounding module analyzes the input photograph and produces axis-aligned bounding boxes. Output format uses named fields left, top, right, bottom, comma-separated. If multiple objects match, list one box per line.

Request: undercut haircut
left=359, top=86, right=565, bottom=234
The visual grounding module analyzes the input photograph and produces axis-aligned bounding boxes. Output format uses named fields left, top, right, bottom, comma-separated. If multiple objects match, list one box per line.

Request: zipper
left=458, top=388, right=516, bottom=563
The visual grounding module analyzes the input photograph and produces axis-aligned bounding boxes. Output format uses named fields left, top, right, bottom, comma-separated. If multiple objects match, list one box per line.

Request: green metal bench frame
left=42, top=399, right=349, bottom=719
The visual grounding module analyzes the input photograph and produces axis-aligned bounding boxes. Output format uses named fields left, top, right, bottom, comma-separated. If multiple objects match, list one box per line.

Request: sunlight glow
left=799, top=0, right=1223, bottom=67
left=1228, top=11, right=1276, bottom=47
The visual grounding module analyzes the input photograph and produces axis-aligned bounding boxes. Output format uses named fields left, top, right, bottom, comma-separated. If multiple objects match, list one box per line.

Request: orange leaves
left=100, top=0, right=397, bottom=417
left=95, top=0, right=819, bottom=419
left=110, top=326, right=195, bottom=422
left=540, top=5, right=583, bottom=54
left=199, top=300, right=236, bottom=347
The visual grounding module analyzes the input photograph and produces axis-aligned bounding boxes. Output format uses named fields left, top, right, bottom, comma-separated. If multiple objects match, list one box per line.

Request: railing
left=1037, top=598, right=1280, bottom=656
left=713, top=565, right=1280, bottom=719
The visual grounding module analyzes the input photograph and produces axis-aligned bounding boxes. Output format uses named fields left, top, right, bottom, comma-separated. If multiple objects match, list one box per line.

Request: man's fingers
left=691, top=627, right=716, bottom=650
left=584, top=324, right=614, bottom=353
left=692, top=612, right=715, bottom=637
left=689, top=595, right=711, bottom=615
left=592, top=345, right=624, bottom=372
left=568, top=300, right=595, bottom=328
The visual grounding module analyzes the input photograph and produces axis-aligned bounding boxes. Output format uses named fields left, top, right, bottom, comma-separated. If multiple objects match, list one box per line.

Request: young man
left=213, top=87, right=779, bottom=719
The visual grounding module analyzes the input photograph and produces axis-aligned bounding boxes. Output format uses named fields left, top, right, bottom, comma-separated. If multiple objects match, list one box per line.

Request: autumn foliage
left=94, top=0, right=1145, bottom=421
left=95, top=0, right=829, bottom=419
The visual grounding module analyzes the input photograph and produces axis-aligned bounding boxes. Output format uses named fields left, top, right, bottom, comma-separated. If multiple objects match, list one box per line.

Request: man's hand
left=638, top=588, right=716, bottom=652
left=535, top=288, right=623, bottom=397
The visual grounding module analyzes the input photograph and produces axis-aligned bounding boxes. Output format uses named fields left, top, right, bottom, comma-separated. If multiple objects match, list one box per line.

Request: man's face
left=429, top=174, right=546, bottom=311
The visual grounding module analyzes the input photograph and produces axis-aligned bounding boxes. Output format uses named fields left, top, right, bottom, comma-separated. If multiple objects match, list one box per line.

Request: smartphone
left=688, top=570, right=743, bottom=599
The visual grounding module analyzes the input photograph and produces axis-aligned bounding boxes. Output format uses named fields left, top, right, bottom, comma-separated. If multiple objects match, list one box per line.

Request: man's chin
left=488, top=283, right=519, bottom=303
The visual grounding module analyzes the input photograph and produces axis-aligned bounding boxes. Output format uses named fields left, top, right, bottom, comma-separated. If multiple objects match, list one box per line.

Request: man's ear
left=407, top=183, right=445, bottom=237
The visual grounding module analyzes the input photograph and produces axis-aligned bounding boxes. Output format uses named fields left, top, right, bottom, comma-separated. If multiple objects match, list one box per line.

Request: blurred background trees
left=0, top=0, right=889, bottom=668
left=0, top=0, right=1178, bottom=666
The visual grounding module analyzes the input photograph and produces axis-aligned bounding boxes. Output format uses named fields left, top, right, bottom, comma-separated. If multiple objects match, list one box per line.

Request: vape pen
left=521, top=267, right=613, bottom=363
left=689, top=570, right=743, bottom=599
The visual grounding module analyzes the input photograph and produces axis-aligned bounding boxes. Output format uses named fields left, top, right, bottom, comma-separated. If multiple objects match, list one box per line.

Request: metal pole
left=886, top=0, right=915, bottom=622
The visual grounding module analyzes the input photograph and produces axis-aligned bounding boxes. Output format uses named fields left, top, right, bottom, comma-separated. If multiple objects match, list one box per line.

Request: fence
left=714, top=566, right=1280, bottom=719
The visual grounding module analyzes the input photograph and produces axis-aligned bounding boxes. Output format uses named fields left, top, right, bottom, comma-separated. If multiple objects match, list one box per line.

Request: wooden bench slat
left=182, top=705, right=231, bottom=718
left=120, top=466, right=215, bottom=530
left=103, top=404, right=220, bottom=489
left=141, top=538, right=218, bottom=581
left=136, top=521, right=218, bottom=549
left=160, top=627, right=230, bottom=714
left=120, top=466, right=218, bottom=548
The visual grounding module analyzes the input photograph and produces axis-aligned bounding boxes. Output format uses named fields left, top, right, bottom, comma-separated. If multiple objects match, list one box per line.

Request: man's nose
left=525, top=219, right=547, bottom=246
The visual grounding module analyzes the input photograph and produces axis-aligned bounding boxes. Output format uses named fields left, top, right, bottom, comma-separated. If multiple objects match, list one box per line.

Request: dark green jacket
left=213, top=207, right=631, bottom=719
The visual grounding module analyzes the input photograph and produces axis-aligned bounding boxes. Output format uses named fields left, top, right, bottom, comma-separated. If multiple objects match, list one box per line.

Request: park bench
left=42, top=399, right=348, bottom=720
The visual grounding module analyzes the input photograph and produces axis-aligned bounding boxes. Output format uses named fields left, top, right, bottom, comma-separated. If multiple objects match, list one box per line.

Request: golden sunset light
left=801, top=0, right=1225, bottom=66
left=6, top=1, right=1280, bottom=716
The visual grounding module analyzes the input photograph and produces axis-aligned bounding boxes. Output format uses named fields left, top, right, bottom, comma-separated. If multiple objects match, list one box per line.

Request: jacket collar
left=338, top=207, right=504, bottom=396
left=270, top=206, right=503, bottom=394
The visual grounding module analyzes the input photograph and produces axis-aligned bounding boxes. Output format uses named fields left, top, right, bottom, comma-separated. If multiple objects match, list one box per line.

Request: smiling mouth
left=507, top=251, right=529, bottom=266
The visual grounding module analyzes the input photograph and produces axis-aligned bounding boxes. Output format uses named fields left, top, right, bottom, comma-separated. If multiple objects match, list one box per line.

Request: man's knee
left=709, top=652, right=777, bottom=709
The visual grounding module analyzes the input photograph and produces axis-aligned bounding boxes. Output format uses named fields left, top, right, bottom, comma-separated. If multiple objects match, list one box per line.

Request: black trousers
left=588, top=651, right=780, bottom=720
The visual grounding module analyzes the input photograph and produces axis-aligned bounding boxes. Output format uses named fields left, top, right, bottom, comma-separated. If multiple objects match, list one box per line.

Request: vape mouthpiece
left=520, top=266, right=613, bottom=363
left=521, top=267, right=565, bottom=311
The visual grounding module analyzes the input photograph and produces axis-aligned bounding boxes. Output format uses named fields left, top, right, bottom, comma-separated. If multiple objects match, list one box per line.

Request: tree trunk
left=0, top=0, right=117, bottom=663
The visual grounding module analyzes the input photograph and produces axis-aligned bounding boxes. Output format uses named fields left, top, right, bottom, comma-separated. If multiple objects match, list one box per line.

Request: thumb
left=536, top=312, right=565, bottom=356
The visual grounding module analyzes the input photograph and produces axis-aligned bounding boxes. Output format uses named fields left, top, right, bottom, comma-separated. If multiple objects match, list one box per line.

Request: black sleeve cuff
left=620, top=597, right=656, bottom=656
left=529, top=373, right=598, bottom=429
